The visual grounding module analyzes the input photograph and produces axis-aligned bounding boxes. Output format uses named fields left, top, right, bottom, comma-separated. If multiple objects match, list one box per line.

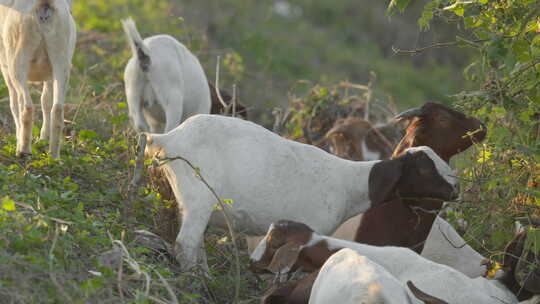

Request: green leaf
left=1, top=197, right=16, bottom=212
left=387, top=0, right=412, bottom=15
left=79, top=130, right=98, bottom=141
left=512, top=39, right=531, bottom=62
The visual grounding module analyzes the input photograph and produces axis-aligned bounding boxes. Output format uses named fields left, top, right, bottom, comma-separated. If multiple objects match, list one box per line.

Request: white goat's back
left=309, top=248, right=416, bottom=304
left=421, top=216, right=489, bottom=278
left=147, top=114, right=371, bottom=236
left=123, top=19, right=210, bottom=133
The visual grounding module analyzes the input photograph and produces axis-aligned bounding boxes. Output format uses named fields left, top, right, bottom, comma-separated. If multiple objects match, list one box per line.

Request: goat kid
left=0, top=0, right=76, bottom=157
left=144, top=114, right=459, bottom=271
left=122, top=18, right=211, bottom=133
left=309, top=248, right=448, bottom=304
left=250, top=220, right=539, bottom=304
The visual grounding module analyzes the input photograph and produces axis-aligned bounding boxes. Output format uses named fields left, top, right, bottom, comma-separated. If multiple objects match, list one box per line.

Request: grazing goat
left=122, top=18, right=211, bottom=133
left=144, top=114, right=459, bottom=270
left=323, top=116, right=395, bottom=161
left=354, top=102, right=486, bottom=253
left=0, top=0, right=76, bottom=157
left=250, top=220, right=539, bottom=303
left=309, top=248, right=448, bottom=304
left=208, top=82, right=248, bottom=119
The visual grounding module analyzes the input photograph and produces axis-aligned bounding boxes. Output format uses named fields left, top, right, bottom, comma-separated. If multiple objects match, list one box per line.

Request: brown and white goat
left=323, top=116, right=396, bottom=161
left=0, top=0, right=76, bottom=157
left=250, top=220, right=540, bottom=304
left=144, top=114, right=458, bottom=271
left=354, top=102, right=486, bottom=253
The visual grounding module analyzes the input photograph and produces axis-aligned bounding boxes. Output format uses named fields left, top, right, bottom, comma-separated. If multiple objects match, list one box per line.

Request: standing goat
left=122, top=18, right=210, bottom=133
left=144, top=114, right=459, bottom=271
left=354, top=102, right=486, bottom=253
left=0, top=0, right=75, bottom=157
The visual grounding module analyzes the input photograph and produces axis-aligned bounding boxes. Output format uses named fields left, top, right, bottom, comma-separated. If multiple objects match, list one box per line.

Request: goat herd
left=0, top=1, right=539, bottom=304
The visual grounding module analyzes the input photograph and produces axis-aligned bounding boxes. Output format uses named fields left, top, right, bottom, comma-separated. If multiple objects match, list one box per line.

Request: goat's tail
left=34, top=0, right=55, bottom=23
left=122, top=18, right=152, bottom=72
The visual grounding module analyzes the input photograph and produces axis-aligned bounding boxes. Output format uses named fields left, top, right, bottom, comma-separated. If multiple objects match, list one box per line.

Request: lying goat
left=323, top=116, right=395, bottom=161
left=310, top=248, right=448, bottom=304
left=0, top=0, right=76, bottom=157
left=144, top=114, right=459, bottom=270
left=251, top=220, right=539, bottom=304
left=122, top=18, right=211, bottom=133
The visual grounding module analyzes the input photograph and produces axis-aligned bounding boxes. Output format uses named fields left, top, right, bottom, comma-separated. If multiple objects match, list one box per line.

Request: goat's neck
left=344, top=160, right=379, bottom=216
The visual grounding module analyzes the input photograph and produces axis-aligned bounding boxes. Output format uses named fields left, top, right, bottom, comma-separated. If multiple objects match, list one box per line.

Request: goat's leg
left=39, top=81, right=53, bottom=140
left=173, top=179, right=213, bottom=271
left=45, top=48, right=71, bottom=158
left=1, top=67, right=21, bottom=150
left=9, top=53, right=34, bottom=156
left=161, top=91, right=183, bottom=132
left=175, top=206, right=212, bottom=271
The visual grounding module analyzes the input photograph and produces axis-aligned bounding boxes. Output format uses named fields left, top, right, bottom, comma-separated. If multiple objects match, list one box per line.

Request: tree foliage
left=394, top=0, right=539, bottom=255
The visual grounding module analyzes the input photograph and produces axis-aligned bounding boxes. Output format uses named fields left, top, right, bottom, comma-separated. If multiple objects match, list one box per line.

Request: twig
left=152, top=268, right=179, bottom=304
left=364, top=72, right=376, bottom=121
left=154, top=155, right=241, bottom=303
left=125, top=133, right=147, bottom=221
left=48, top=224, right=73, bottom=302
left=214, top=56, right=231, bottom=115
left=392, top=37, right=489, bottom=55
left=437, top=222, right=467, bottom=249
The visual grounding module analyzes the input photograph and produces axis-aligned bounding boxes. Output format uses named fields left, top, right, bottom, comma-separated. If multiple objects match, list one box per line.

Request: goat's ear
left=407, top=281, right=448, bottom=304
left=267, top=243, right=302, bottom=275
left=368, top=159, right=404, bottom=205
left=261, top=282, right=295, bottom=304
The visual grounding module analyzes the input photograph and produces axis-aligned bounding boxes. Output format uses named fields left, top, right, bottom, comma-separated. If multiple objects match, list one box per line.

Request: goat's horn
left=394, top=107, right=423, bottom=121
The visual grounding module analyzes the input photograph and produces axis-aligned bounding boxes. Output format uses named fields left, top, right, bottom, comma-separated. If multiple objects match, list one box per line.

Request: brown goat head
left=249, top=221, right=314, bottom=275
left=392, top=102, right=486, bottom=162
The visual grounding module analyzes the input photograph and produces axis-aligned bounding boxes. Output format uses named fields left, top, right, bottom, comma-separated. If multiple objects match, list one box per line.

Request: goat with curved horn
left=395, top=107, right=423, bottom=121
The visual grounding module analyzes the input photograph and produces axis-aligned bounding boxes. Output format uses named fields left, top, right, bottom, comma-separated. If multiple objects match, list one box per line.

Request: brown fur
left=323, top=117, right=395, bottom=161
left=208, top=82, right=248, bottom=119
left=355, top=102, right=486, bottom=253
left=500, top=231, right=537, bottom=301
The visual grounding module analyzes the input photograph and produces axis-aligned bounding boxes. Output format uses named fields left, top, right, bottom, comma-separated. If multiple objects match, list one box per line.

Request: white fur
left=406, top=146, right=458, bottom=187
left=122, top=18, right=210, bottom=133
left=361, top=141, right=381, bottom=161
left=422, top=216, right=493, bottom=279
left=310, top=249, right=418, bottom=304
left=145, top=114, right=457, bottom=270
left=307, top=233, right=519, bottom=303
left=0, top=0, right=76, bottom=157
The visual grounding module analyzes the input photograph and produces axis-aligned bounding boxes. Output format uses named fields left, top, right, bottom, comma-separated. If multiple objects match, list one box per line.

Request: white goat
left=251, top=220, right=538, bottom=304
left=0, top=0, right=75, bottom=157
left=145, top=114, right=459, bottom=270
left=310, top=248, right=446, bottom=304
left=122, top=18, right=211, bottom=133
left=421, top=216, right=496, bottom=279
